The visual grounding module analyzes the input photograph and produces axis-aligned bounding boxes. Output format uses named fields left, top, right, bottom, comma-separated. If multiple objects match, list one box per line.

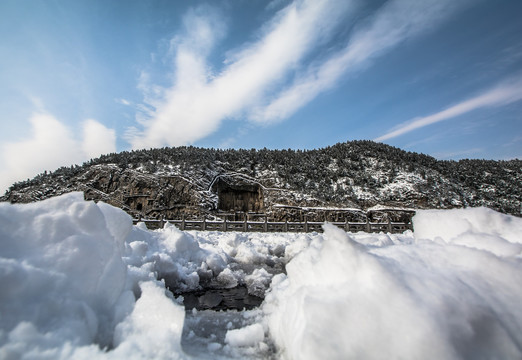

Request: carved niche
left=213, top=177, right=264, bottom=213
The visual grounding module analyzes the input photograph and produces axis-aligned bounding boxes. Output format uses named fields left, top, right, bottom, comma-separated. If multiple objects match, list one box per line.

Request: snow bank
left=414, top=207, right=522, bottom=256
left=0, top=193, right=188, bottom=359
left=264, top=214, right=522, bottom=359
left=2, top=194, right=522, bottom=360
left=0, top=193, right=129, bottom=350
left=0, top=193, right=296, bottom=359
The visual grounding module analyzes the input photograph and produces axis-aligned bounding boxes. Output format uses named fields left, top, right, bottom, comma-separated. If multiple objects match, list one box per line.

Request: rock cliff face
left=2, top=141, right=521, bottom=222
left=80, top=165, right=210, bottom=219
left=3, top=164, right=212, bottom=219
left=0, top=164, right=401, bottom=222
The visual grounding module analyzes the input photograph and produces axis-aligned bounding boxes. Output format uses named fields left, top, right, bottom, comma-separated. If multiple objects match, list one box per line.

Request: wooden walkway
left=132, top=217, right=413, bottom=234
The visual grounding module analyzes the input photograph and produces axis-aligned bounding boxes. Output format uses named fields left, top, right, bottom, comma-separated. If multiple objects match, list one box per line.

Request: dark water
left=179, top=285, right=264, bottom=311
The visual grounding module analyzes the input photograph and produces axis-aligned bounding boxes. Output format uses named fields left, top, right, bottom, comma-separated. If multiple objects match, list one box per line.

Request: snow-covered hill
left=2, top=141, right=520, bottom=219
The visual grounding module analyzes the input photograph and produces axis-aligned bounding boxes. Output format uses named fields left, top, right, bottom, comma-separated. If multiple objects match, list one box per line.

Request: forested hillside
left=2, top=141, right=520, bottom=218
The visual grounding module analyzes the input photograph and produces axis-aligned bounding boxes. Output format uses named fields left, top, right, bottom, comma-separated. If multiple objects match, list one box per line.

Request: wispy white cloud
left=248, top=0, right=469, bottom=123
left=374, top=76, right=522, bottom=142
left=116, top=98, right=131, bottom=106
left=0, top=114, right=116, bottom=193
left=129, top=0, right=354, bottom=149
left=82, top=119, right=116, bottom=158
left=128, top=0, right=474, bottom=149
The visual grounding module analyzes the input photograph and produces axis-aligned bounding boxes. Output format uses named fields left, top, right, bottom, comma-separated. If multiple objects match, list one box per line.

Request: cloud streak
left=250, top=0, right=468, bottom=123
left=129, top=0, right=471, bottom=149
left=374, top=76, right=522, bottom=142
left=0, top=114, right=116, bottom=193
left=129, top=0, right=355, bottom=149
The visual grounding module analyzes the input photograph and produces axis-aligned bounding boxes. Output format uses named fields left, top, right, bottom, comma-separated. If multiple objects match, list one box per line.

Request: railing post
left=160, top=215, right=165, bottom=228
left=366, top=218, right=370, bottom=233
left=387, top=219, right=392, bottom=233
left=202, top=217, right=206, bottom=231
left=345, top=218, right=349, bottom=232
left=284, top=219, right=288, bottom=232
left=224, top=217, right=228, bottom=232
left=264, top=216, right=268, bottom=232
left=244, top=216, right=248, bottom=232
left=181, top=214, right=185, bottom=231
left=304, top=217, right=308, bottom=233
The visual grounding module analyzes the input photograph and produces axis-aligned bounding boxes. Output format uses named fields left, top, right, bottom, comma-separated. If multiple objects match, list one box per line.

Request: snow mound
left=0, top=193, right=188, bottom=359
left=414, top=207, right=522, bottom=256
left=225, top=323, right=265, bottom=348
left=264, top=217, right=522, bottom=359
left=0, top=193, right=129, bottom=350
left=112, top=281, right=185, bottom=358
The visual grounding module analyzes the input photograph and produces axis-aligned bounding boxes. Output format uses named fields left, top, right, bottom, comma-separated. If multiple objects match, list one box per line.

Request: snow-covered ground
left=1, top=192, right=522, bottom=359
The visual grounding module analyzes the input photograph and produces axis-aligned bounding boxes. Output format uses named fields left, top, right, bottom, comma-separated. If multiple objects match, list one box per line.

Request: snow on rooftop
left=366, top=204, right=416, bottom=212
left=1, top=193, right=521, bottom=359
left=272, top=203, right=363, bottom=212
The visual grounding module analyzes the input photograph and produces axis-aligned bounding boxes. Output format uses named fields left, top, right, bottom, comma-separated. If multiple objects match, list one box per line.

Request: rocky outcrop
left=2, top=164, right=216, bottom=219
left=80, top=165, right=212, bottom=219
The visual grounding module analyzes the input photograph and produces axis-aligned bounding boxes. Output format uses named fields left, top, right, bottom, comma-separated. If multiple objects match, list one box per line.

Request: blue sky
left=0, top=0, right=521, bottom=192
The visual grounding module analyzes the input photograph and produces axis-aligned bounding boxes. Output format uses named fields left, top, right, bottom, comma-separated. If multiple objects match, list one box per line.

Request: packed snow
left=1, top=192, right=521, bottom=359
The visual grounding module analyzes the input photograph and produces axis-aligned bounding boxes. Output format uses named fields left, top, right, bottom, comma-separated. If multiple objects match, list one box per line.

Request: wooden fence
left=132, top=217, right=413, bottom=234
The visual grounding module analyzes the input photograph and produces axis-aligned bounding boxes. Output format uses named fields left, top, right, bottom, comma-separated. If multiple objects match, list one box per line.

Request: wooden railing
left=132, top=217, right=413, bottom=234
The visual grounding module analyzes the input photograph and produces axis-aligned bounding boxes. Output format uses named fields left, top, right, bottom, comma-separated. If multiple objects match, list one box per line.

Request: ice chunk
left=217, top=268, right=239, bottom=288
left=245, top=268, right=272, bottom=297
left=112, top=281, right=186, bottom=358
left=225, top=323, right=264, bottom=348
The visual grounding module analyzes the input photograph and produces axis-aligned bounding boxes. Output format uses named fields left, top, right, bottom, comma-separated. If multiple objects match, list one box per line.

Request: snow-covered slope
left=2, top=141, right=520, bottom=218
left=1, top=193, right=522, bottom=359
